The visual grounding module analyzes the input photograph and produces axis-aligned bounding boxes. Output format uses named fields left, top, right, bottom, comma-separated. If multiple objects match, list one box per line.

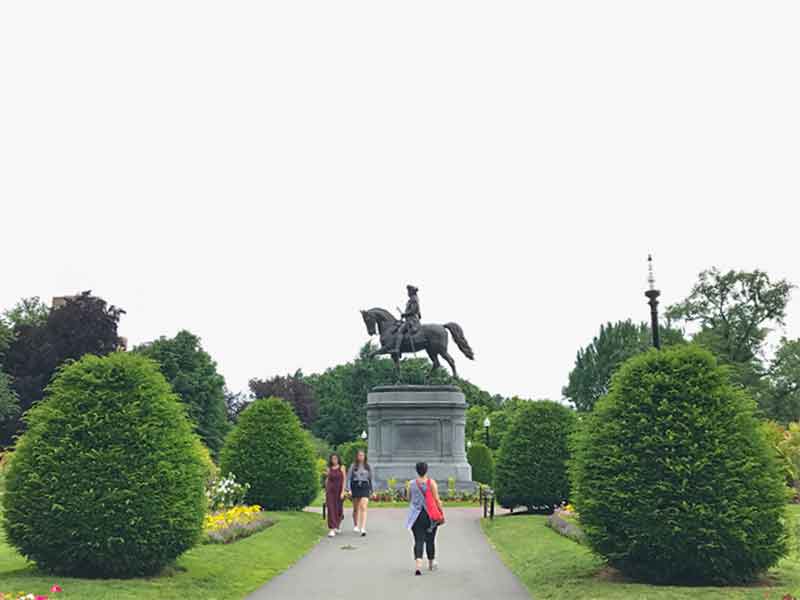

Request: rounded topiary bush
left=2, top=352, right=206, bottom=578
left=467, top=442, right=495, bottom=485
left=220, top=397, right=317, bottom=510
left=495, top=400, right=576, bottom=510
left=571, top=345, right=788, bottom=584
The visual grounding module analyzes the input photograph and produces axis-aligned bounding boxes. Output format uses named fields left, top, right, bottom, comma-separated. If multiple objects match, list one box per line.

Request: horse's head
left=361, top=309, right=377, bottom=335
left=361, top=308, right=396, bottom=336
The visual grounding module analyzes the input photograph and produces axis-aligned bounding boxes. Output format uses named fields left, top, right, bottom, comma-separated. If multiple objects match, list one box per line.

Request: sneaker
left=414, top=569, right=422, bottom=576
left=328, top=530, right=336, bottom=538
left=429, top=560, right=438, bottom=571
left=335, top=528, right=342, bottom=534
left=361, top=530, right=367, bottom=537
left=354, top=526, right=361, bottom=533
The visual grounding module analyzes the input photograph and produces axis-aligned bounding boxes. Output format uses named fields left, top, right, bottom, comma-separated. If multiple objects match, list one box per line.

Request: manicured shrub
left=467, top=442, right=495, bottom=485
left=2, top=353, right=206, bottom=578
left=495, top=400, right=576, bottom=510
left=220, top=397, right=317, bottom=510
left=337, top=439, right=368, bottom=468
left=571, top=345, right=788, bottom=584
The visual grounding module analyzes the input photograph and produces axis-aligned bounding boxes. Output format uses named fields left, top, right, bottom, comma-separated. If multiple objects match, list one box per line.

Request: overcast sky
left=2, top=2, right=799, bottom=401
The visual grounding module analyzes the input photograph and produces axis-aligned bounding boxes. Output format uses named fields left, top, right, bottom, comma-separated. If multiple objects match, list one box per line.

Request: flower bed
left=204, top=505, right=274, bottom=544
left=1, top=584, right=62, bottom=600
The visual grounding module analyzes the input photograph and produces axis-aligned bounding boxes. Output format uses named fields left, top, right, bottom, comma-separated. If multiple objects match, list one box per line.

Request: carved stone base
left=366, top=385, right=474, bottom=491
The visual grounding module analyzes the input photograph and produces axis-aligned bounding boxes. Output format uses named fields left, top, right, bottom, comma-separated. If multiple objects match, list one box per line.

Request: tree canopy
left=667, top=268, right=793, bottom=387
left=0, top=370, right=19, bottom=431
left=563, top=320, right=684, bottom=411
left=759, top=338, right=800, bottom=424
left=249, top=370, right=318, bottom=428
left=1, top=292, right=123, bottom=446
left=134, top=330, right=228, bottom=456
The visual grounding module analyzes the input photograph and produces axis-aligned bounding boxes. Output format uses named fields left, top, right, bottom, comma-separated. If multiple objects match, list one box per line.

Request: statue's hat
left=406, top=284, right=419, bottom=293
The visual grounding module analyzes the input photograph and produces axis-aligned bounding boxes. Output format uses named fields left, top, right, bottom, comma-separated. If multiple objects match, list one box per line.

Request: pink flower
left=35, top=596, right=49, bottom=600
left=50, top=584, right=63, bottom=593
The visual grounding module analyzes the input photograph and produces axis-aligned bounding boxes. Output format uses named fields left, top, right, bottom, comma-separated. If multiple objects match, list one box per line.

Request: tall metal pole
left=645, top=254, right=661, bottom=349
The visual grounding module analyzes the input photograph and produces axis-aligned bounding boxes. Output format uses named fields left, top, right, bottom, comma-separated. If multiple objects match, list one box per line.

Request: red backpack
left=417, top=479, right=445, bottom=523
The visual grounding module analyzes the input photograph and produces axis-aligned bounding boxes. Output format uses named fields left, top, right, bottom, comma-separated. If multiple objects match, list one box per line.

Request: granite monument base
left=366, top=385, right=474, bottom=492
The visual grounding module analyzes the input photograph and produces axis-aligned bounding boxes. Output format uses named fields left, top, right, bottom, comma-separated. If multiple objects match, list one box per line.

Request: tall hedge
left=467, top=442, right=495, bottom=485
left=2, top=353, right=206, bottom=578
left=571, top=345, right=788, bottom=584
left=495, top=400, right=576, bottom=510
left=220, top=397, right=317, bottom=510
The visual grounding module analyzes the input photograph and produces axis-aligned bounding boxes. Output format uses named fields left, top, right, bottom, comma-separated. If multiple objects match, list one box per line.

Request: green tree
left=571, top=345, right=788, bottom=584
left=3, top=297, right=50, bottom=329
left=2, top=352, right=206, bottom=577
left=759, top=338, right=800, bottom=423
left=667, top=267, right=793, bottom=388
left=220, top=397, right=317, bottom=510
left=2, top=292, right=124, bottom=445
left=0, top=321, right=13, bottom=360
left=249, top=370, right=318, bottom=428
left=0, top=369, right=19, bottom=428
left=135, top=330, right=228, bottom=456
left=467, top=441, right=495, bottom=485
left=495, top=400, right=576, bottom=510
left=564, top=320, right=684, bottom=411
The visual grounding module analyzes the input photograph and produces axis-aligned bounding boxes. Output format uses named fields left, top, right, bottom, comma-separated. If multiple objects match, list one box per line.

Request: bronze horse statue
left=360, top=307, right=474, bottom=377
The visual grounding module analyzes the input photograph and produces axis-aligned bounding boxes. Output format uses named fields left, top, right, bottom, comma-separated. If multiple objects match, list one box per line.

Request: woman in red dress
left=325, top=453, right=346, bottom=537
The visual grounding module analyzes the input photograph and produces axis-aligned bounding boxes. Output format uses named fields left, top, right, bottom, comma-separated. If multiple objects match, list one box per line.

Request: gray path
left=247, top=508, right=530, bottom=600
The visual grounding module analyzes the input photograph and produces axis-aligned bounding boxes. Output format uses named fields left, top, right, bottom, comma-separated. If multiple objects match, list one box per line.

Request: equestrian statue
left=360, top=284, right=474, bottom=377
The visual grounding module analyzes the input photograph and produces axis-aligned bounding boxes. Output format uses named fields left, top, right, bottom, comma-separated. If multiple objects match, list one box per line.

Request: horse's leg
left=442, top=350, right=458, bottom=378
left=393, top=354, right=401, bottom=381
left=426, top=348, right=441, bottom=379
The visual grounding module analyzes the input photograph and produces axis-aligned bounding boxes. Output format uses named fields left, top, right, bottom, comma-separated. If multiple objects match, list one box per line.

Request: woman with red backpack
left=406, top=461, right=445, bottom=576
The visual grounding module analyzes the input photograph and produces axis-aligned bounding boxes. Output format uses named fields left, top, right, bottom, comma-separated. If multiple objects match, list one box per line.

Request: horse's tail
left=444, top=322, right=474, bottom=360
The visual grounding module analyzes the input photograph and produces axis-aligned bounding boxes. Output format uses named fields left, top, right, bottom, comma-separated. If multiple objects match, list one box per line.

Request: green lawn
left=0, top=511, right=324, bottom=600
left=482, top=507, right=800, bottom=600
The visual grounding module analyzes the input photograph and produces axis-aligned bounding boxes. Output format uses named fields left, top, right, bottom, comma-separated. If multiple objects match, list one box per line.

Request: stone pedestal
left=366, top=385, right=474, bottom=491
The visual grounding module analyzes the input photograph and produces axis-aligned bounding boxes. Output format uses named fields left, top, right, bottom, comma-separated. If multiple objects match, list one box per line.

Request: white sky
left=1, top=2, right=799, bottom=401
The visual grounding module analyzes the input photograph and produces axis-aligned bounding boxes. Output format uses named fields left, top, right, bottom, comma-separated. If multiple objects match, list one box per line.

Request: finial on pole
left=645, top=254, right=662, bottom=349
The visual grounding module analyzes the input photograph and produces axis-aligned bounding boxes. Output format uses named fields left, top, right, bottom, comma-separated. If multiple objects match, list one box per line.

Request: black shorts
left=351, top=480, right=371, bottom=499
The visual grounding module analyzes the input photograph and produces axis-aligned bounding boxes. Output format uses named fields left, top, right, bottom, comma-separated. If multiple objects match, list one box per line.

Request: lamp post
left=483, top=417, right=491, bottom=447
left=645, top=254, right=661, bottom=350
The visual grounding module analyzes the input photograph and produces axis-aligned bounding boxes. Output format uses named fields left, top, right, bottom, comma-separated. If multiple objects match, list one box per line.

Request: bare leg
left=358, top=498, right=369, bottom=532
left=352, top=498, right=359, bottom=528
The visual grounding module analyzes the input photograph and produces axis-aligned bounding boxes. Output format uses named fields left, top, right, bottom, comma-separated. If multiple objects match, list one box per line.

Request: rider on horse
left=393, top=284, right=421, bottom=355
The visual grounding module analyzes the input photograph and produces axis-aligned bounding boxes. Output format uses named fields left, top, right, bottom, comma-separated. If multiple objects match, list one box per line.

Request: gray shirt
left=346, top=464, right=373, bottom=492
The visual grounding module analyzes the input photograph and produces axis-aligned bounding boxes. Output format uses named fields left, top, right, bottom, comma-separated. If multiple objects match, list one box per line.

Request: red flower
left=35, top=596, right=49, bottom=600
left=50, top=584, right=63, bottom=592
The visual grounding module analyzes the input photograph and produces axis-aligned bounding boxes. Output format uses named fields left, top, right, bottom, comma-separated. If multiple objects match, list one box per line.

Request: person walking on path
left=407, top=462, right=444, bottom=576
left=325, top=453, right=346, bottom=537
left=346, top=449, right=373, bottom=536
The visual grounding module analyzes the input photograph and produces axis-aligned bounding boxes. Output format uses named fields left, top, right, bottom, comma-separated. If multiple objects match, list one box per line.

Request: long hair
left=354, top=449, right=371, bottom=472
left=328, top=453, right=342, bottom=469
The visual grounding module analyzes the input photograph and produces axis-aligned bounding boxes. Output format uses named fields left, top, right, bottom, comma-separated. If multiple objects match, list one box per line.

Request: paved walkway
left=247, top=508, right=530, bottom=600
